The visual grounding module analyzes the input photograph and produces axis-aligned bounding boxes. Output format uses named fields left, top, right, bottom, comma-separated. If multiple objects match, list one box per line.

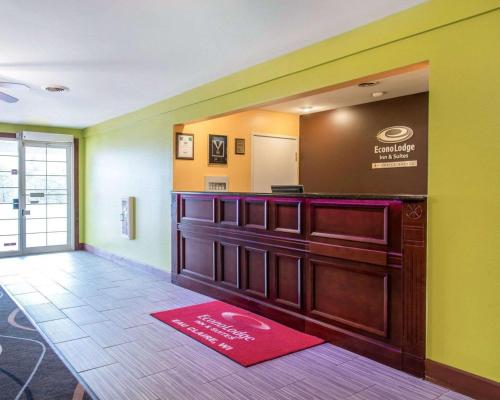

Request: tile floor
left=0, top=251, right=472, bottom=400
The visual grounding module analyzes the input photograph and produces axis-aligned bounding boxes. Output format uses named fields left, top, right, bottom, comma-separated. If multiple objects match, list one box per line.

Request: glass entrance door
left=0, top=137, right=21, bottom=255
left=0, top=137, right=74, bottom=257
left=22, top=142, right=73, bottom=254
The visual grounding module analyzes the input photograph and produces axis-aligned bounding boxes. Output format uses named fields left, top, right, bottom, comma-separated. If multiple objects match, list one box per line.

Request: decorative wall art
left=209, top=134, right=227, bottom=164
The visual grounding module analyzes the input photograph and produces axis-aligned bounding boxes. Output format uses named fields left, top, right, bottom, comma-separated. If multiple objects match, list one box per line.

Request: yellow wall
left=84, top=1, right=500, bottom=381
left=175, top=110, right=299, bottom=191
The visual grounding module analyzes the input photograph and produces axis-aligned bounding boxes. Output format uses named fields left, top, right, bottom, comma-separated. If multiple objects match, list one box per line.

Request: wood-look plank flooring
left=0, top=251, right=473, bottom=400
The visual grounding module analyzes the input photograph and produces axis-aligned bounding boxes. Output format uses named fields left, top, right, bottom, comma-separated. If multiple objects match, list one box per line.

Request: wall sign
left=209, top=134, right=227, bottom=164
left=176, top=132, right=194, bottom=160
left=372, top=126, right=417, bottom=169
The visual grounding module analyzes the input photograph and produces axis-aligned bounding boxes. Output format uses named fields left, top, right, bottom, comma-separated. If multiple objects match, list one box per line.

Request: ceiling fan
left=0, top=81, right=30, bottom=103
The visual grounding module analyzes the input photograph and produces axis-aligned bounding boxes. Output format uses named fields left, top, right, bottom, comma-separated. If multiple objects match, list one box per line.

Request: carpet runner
left=0, top=286, right=92, bottom=400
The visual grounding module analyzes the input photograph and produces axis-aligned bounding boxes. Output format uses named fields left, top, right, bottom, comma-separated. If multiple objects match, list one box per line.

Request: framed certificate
left=235, top=138, right=245, bottom=154
left=209, top=134, right=227, bottom=164
left=176, top=132, right=194, bottom=160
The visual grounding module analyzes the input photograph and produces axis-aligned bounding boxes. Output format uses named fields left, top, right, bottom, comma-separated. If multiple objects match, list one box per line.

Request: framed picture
left=176, top=132, right=194, bottom=160
left=209, top=134, right=227, bottom=164
left=235, top=138, right=245, bottom=155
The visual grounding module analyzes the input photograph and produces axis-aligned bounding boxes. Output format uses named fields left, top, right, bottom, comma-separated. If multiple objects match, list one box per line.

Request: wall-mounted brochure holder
left=121, top=197, right=135, bottom=239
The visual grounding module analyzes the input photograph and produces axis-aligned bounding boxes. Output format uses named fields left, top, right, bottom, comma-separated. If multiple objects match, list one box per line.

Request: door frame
left=20, top=139, right=75, bottom=255
left=250, top=133, right=299, bottom=192
left=0, top=133, right=21, bottom=257
left=0, top=132, right=79, bottom=257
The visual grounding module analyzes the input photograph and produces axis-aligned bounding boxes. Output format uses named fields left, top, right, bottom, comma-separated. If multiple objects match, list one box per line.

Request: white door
left=251, top=134, right=298, bottom=192
left=0, top=136, right=74, bottom=257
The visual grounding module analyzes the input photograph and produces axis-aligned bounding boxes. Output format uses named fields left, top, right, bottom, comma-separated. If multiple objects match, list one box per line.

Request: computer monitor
left=271, top=185, right=304, bottom=194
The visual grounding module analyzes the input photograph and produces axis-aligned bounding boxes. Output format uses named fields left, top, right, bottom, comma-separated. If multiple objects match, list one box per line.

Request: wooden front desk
left=171, top=191, right=427, bottom=376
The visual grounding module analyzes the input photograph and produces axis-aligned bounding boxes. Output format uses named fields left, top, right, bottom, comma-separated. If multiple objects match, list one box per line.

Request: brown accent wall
left=299, top=93, right=428, bottom=194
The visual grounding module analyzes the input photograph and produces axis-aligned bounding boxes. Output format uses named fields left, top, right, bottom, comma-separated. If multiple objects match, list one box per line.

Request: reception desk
left=171, top=191, right=427, bottom=376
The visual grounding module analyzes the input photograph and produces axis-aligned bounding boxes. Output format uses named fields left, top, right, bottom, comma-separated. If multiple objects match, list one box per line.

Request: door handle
left=22, top=209, right=30, bottom=216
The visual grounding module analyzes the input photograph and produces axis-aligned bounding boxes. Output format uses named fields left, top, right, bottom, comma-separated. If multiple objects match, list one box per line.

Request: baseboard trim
left=426, top=360, right=500, bottom=400
left=83, top=243, right=170, bottom=280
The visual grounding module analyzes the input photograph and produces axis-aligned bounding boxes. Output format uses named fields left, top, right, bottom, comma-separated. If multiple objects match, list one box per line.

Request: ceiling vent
left=44, top=85, right=69, bottom=93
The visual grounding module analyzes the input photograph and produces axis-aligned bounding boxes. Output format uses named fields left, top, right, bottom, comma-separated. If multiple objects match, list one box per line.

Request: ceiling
left=0, top=0, right=425, bottom=129
left=263, top=67, right=429, bottom=115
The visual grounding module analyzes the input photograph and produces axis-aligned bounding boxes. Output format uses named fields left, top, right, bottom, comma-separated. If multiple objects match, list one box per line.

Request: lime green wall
left=0, top=123, right=85, bottom=241
left=84, top=1, right=500, bottom=381
left=84, top=114, right=172, bottom=268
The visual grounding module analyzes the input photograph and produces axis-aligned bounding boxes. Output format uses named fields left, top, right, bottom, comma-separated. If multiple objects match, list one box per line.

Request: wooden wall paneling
left=271, top=251, right=304, bottom=311
left=309, top=242, right=388, bottom=266
left=243, top=246, right=269, bottom=298
left=243, top=198, right=268, bottom=230
left=219, top=242, right=241, bottom=289
left=308, top=200, right=389, bottom=245
left=387, top=201, right=403, bottom=254
left=219, top=197, right=240, bottom=226
left=271, top=199, right=302, bottom=234
left=172, top=194, right=180, bottom=274
left=180, top=195, right=216, bottom=223
left=401, top=200, right=427, bottom=377
left=307, top=257, right=389, bottom=338
left=179, top=233, right=216, bottom=281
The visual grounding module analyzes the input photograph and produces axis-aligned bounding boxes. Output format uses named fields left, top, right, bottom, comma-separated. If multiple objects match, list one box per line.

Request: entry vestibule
left=0, top=132, right=76, bottom=257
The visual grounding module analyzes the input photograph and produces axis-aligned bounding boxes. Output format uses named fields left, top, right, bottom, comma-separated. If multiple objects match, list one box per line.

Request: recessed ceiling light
left=43, top=85, right=69, bottom=93
left=358, top=81, right=379, bottom=87
left=299, top=106, right=314, bottom=113
left=372, top=91, right=387, bottom=98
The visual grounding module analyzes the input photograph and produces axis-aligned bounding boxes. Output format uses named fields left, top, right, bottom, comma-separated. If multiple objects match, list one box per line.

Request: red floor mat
left=152, top=300, right=324, bottom=366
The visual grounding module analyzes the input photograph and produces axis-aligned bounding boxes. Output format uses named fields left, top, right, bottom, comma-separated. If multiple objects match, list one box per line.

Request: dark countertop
left=172, top=191, right=426, bottom=201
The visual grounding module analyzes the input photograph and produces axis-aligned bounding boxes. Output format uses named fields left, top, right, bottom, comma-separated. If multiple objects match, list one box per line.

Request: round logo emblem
left=376, top=126, right=413, bottom=143
left=405, top=204, right=423, bottom=220
left=221, top=312, right=271, bottom=330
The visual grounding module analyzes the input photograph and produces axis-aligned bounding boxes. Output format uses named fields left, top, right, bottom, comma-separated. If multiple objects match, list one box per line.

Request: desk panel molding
left=171, top=192, right=426, bottom=376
